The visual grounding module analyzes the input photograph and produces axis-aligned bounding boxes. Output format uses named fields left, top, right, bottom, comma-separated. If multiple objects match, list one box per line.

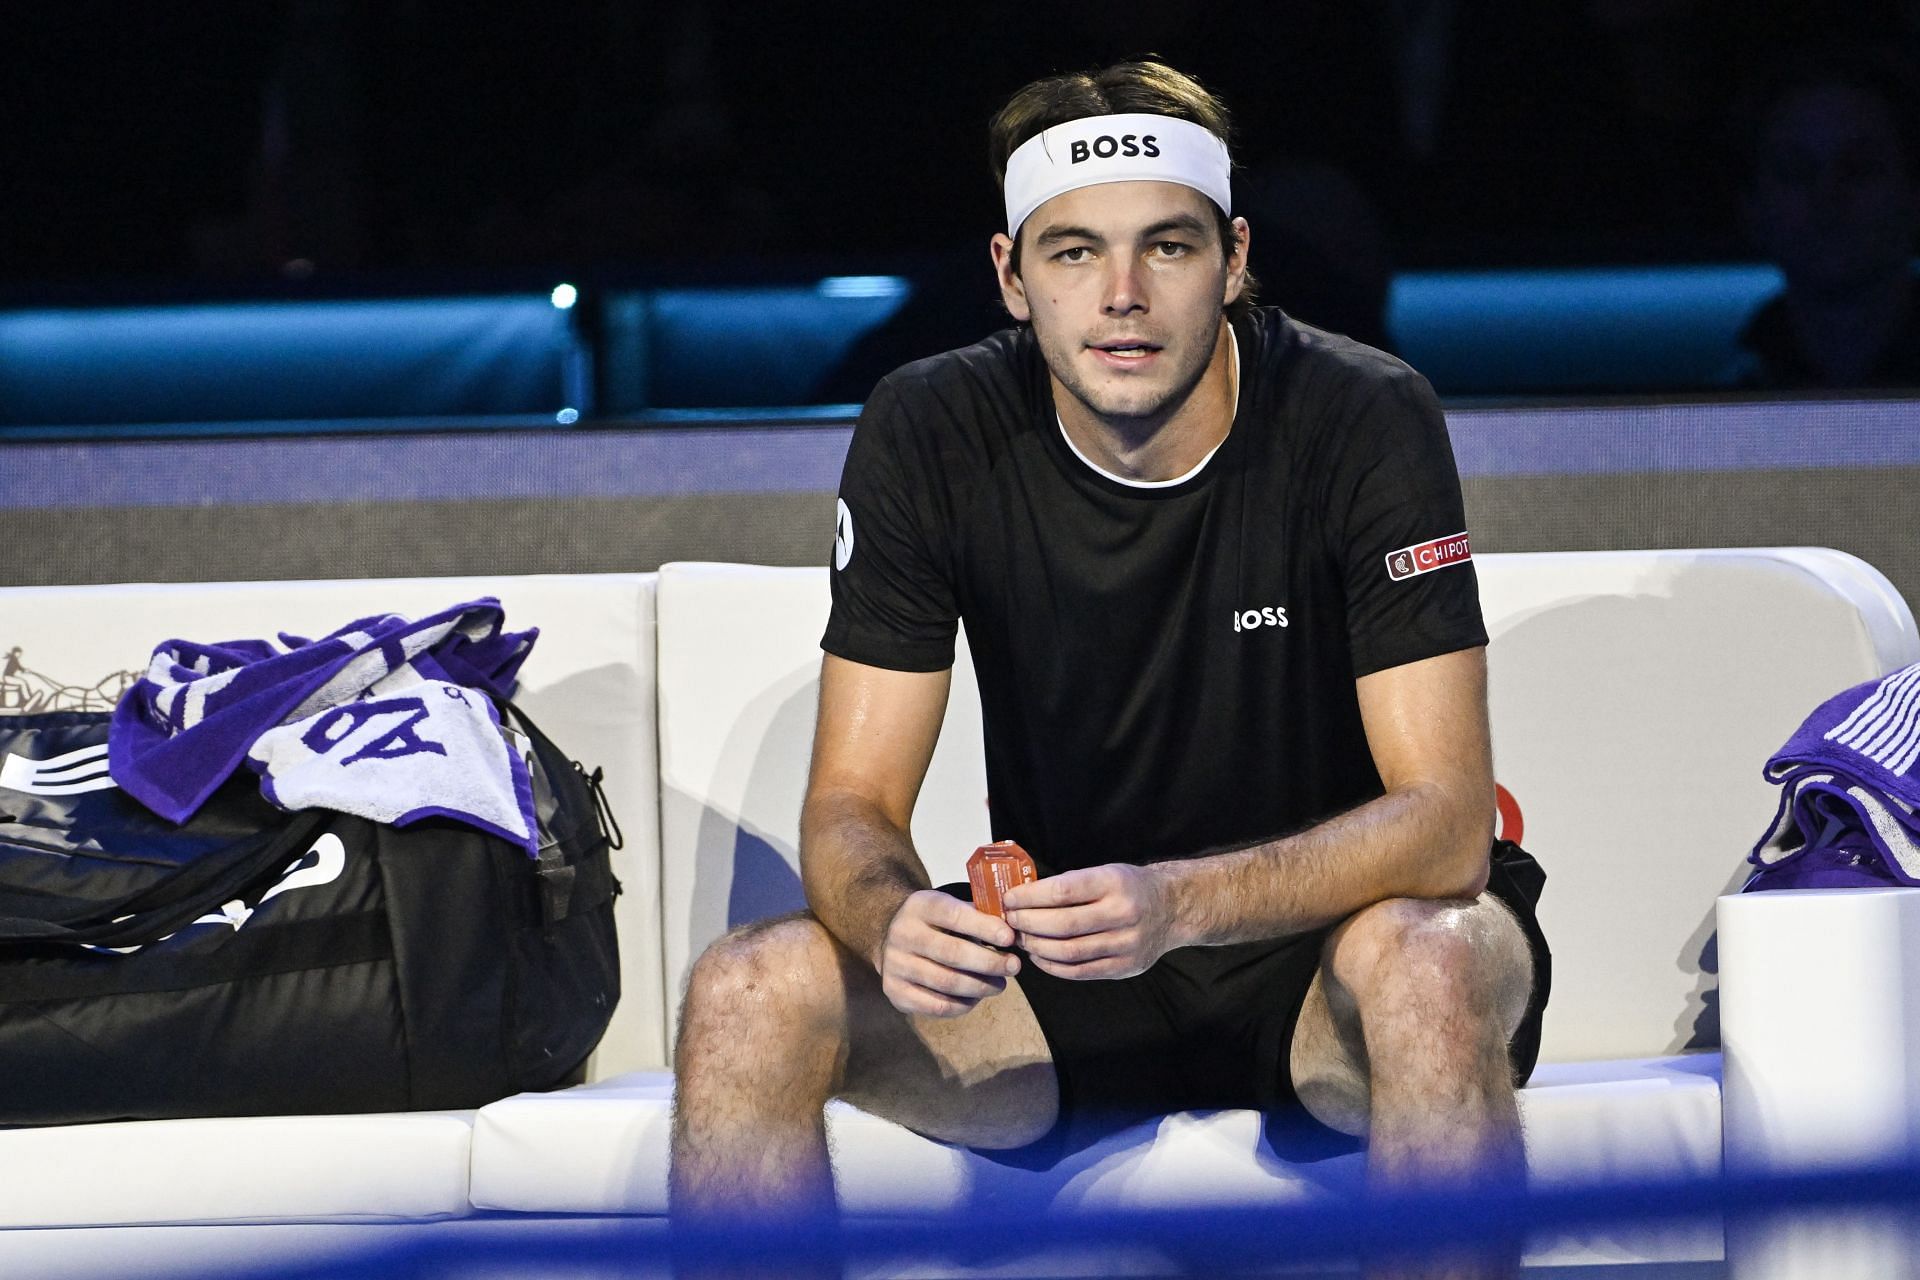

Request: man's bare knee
left=1315, top=895, right=1532, bottom=1195
left=675, top=914, right=1058, bottom=1151
left=678, top=914, right=851, bottom=1073
left=1327, top=895, right=1530, bottom=1041
left=1293, top=895, right=1531, bottom=1136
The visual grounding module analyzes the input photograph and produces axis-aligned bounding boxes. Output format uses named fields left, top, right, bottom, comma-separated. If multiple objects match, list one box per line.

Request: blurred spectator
left=1733, top=47, right=1920, bottom=390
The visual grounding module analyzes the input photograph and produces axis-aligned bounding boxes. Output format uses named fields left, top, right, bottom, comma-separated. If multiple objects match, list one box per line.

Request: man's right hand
left=876, top=889, right=1022, bottom=1018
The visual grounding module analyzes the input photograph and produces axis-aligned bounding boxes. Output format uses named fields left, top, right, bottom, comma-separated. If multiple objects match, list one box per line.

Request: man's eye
left=1056, top=246, right=1091, bottom=262
left=1154, top=241, right=1190, bottom=257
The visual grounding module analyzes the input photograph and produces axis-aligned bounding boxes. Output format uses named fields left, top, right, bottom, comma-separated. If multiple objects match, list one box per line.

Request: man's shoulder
left=844, top=328, right=1039, bottom=488
left=1246, top=307, right=1430, bottom=402
left=1239, top=310, right=1448, bottom=480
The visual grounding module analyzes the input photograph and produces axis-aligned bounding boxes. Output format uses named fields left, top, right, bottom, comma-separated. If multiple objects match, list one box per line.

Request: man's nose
left=1103, top=258, right=1148, bottom=314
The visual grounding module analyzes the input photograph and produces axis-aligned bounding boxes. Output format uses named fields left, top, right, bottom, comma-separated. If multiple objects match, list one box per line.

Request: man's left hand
left=1002, top=863, right=1179, bottom=980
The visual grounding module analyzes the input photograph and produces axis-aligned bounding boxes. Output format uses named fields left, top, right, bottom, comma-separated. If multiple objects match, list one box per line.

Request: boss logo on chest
left=1069, top=134, right=1161, bottom=163
left=1232, top=605, right=1289, bottom=633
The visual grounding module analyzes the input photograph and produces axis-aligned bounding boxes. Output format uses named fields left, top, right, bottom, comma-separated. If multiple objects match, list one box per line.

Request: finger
left=912, top=892, right=1017, bottom=948
left=886, top=978, right=979, bottom=1019
left=1002, top=867, right=1109, bottom=912
left=1026, top=953, right=1132, bottom=982
left=896, top=954, right=1006, bottom=1000
left=1019, top=930, right=1129, bottom=966
left=911, top=927, right=1020, bottom=978
left=1004, top=902, right=1121, bottom=939
left=892, top=953, right=1008, bottom=1002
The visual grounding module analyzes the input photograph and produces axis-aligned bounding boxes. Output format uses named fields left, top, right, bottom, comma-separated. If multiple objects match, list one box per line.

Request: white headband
left=1002, top=112, right=1232, bottom=238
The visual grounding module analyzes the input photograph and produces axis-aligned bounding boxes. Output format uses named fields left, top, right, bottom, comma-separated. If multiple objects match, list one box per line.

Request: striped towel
left=108, top=601, right=541, bottom=855
left=1749, top=662, right=1920, bottom=885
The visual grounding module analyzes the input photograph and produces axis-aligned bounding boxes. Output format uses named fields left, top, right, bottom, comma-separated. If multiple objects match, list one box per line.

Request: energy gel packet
left=967, top=840, right=1036, bottom=919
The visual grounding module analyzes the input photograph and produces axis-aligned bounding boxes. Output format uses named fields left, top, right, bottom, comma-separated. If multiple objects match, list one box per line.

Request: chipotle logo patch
left=1386, top=532, right=1472, bottom=581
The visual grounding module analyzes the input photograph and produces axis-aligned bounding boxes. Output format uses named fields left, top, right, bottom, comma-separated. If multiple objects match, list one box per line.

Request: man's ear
left=1223, top=216, right=1251, bottom=306
left=990, top=232, right=1032, bottom=322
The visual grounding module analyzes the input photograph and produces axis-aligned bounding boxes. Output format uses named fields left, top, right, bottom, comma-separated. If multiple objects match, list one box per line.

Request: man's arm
left=801, top=653, right=1019, bottom=1015
left=1003, top=646, right=1494, bottom=978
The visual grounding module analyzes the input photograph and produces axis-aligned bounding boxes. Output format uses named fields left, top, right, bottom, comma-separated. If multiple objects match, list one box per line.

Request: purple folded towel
left=1748, top=662, right=1920, bottom=888
left=109, top=600, right=541, bottom=855
left=1768, top=662, right=1920, bottom=800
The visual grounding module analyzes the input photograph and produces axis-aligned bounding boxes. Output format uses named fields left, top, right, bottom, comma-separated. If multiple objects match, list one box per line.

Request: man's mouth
left=1090, top=341, right=1163, bottom=364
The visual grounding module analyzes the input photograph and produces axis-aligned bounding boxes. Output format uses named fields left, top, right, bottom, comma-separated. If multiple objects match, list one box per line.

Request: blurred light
left=816, top=275, right=910, bottom=300
left=551, top=284, right=578, bottom=310
left=556, top=407, right=580, bottom=424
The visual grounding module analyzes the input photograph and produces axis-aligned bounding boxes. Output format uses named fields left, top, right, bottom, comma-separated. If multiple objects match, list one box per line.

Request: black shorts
left=938, top=840, right=1550, bottom=1170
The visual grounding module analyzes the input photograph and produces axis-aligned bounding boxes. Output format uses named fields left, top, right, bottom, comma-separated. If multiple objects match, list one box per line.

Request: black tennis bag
left=0, top=701, right=620, bottom=1125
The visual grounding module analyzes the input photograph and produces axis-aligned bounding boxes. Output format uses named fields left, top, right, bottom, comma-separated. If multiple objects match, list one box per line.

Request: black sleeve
left=1331, top=366, right=1488, bottom=677
left=820, top=379, right=960, bottom=672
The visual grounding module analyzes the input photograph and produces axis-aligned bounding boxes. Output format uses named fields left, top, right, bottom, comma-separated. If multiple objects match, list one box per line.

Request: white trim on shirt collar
left=1057, top=326, right=1239, bottom=489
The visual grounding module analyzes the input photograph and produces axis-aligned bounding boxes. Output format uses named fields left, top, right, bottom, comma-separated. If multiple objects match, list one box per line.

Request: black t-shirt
left=823, top=307, right=1485, bottom=875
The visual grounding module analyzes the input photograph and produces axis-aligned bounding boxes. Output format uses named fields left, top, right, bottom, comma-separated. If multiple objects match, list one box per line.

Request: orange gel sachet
left=967, top=840, right=1037, bottom=920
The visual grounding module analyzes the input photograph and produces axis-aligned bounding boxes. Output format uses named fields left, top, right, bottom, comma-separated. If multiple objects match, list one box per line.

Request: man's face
left=1747, top=83, right=1918, bottom=298
left=991, top=181, right=1246, bottom=427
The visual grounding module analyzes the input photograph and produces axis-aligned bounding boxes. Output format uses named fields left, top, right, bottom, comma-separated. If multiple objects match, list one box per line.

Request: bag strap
left=0, top=807, right=334, bottom=948
left=502, top=701, right=621, bottom=926
left=531, top=764, right=623, bottom=923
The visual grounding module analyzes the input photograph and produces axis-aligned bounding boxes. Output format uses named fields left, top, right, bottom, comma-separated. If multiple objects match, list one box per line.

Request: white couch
left=0, top=548, right=1912, bottom=1276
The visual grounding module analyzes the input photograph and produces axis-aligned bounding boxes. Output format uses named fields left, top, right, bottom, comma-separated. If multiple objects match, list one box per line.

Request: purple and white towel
left=1750, top=661, right=1920, bottom=884
left=109, top=600, right=542, bottom=855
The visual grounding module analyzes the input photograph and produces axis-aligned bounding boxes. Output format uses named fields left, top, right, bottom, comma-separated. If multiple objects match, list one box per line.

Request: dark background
left=3, top=1, right=1912, bottom=292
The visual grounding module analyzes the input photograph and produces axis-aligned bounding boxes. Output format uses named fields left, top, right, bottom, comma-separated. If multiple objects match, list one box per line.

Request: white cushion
left=1520, top=1055, right=1727, bottom=1267
left=0, top=1217, right=661, bottom=1280
left=469, top=1072, right=673, bottom=1214
left=470, top=1055, right=1721, bottom=1217
left=0, top=573, right=665, bottom=1075
left=0, top=1111, right=474, bottom=1227
left=1522, top=1053, right=1722, bottom=1183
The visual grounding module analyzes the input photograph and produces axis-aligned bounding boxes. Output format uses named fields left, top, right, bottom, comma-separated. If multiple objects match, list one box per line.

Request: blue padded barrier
left=0, top=296, right=578, bottom=428
left=0, top=263, right=1841, bottom=437
left=1388, top=264, right=1785, bottom=395
left=210, top=1157, right=1920, bottom=1277
left=617, top=277, right=912, bottom=410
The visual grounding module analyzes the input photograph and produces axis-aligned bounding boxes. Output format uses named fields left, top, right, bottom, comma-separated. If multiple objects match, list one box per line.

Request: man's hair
left=989, top=60, right=1257, bottom=319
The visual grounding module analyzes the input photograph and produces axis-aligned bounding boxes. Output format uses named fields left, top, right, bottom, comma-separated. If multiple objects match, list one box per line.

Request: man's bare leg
left=670, top=912, right=1056, bottom=1269
left=1289, top=892, right=1534, bottom=1278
